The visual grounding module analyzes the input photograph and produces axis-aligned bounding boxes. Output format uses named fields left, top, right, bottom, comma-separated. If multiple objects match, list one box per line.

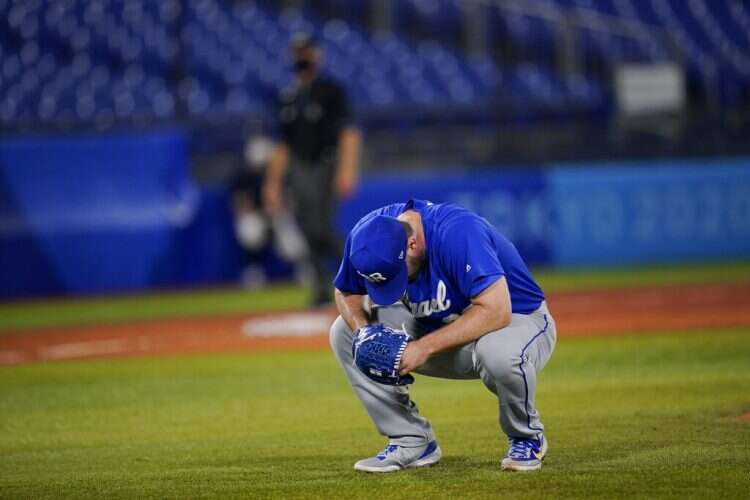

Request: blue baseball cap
left=349, top=215, right=408, bottom=305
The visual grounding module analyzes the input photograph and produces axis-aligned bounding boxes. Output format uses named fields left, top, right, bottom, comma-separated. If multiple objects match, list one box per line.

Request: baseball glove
left=352, top=324, right=415, bottom=386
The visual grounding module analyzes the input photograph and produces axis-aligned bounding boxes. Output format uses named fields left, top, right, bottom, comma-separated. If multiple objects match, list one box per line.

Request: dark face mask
left=294, top=58, right=314, bottom=73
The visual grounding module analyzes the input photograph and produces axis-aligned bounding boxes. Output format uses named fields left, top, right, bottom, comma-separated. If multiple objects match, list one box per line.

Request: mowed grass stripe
left=0, top=328, right=748, bottom=499
left=1, top=261, right=749, bottom=332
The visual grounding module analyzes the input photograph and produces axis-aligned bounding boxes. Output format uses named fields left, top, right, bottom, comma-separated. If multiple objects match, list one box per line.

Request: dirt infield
left=1, top=283, right=749, bottom=366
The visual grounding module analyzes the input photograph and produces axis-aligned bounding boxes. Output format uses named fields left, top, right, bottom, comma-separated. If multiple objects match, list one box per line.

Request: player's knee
left=475, top=335, right=518, bottom=383
left=329, top=316, right=353, bottom=358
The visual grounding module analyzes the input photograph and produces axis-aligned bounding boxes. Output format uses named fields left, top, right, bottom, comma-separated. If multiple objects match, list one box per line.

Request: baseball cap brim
left=364, top=260, right=408, bottom=306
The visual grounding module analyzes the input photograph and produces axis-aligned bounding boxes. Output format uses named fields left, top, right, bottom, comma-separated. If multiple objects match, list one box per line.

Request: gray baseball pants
left=329, top=301, right=556, bottom=447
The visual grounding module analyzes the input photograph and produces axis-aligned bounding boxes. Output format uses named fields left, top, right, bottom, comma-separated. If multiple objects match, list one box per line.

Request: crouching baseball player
left=330, top=199, right=557, bottom=472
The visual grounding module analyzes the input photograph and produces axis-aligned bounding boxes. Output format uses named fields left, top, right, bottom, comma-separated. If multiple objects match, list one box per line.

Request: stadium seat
left=0, top=0, right=746, bottom=133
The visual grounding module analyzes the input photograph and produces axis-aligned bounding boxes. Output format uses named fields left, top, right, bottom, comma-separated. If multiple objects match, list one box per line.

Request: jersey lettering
left=407, top=280, right=452, bottom=318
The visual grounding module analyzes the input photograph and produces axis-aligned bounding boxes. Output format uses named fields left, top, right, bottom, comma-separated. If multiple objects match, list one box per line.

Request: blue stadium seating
left=0, top=0, right=747, bottom=132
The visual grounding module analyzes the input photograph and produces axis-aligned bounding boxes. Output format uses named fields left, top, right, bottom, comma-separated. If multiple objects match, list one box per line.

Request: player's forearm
left=334, top=288, right=369, bottom=332
left=418, top=303, right=508, bottom=355
left=417, top=278, right=512, bottom=355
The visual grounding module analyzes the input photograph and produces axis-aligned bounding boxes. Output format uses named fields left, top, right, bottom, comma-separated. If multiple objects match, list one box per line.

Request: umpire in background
left=262, top=33, right=362, bottom=307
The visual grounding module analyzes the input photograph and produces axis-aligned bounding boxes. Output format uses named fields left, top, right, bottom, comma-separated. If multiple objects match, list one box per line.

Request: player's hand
left=399, top=340, right=431, bottom=376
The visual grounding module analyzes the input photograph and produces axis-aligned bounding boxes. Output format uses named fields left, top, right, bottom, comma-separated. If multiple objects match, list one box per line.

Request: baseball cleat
left=353, top=440, right=441, bottom=473
left=500, top=434, right=547, bottom=472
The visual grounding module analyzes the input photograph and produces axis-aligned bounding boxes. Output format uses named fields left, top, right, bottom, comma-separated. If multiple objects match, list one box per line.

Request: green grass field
left=1, top=262, right=749, bottom=499
left=1, top=329, right=748, bottom=499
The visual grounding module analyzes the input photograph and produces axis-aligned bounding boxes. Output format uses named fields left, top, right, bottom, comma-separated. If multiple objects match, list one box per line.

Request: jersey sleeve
left=333, top=233, right=366, bottom=294
left=441, top=217, right=505, bottom=299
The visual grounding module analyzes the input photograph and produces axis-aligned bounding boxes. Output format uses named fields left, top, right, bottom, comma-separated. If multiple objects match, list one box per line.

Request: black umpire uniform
left=266, top=34, right=360, bottom=306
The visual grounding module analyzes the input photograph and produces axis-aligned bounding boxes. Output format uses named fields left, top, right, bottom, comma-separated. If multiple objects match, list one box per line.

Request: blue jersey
left=334, top=199, right=545, bottom=333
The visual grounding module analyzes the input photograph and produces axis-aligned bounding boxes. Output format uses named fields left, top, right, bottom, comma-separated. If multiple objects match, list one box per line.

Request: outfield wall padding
left=1, top=130, right=748, bottom=298
left=338, top=159, right=750, bottom=267
left=0, top=131, right=245, bottom=297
